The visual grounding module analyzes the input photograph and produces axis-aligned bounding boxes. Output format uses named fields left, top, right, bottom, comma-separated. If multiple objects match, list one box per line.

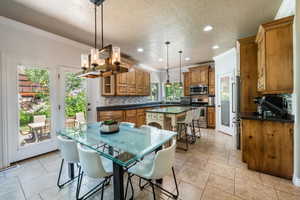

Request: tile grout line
left=16, top=175, right=27, bottom=200
left=199, top=172, right=210, bottom=200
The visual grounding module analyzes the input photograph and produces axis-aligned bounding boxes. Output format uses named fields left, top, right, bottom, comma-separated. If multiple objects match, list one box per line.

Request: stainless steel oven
left=190, top=85, right=208, bottom=95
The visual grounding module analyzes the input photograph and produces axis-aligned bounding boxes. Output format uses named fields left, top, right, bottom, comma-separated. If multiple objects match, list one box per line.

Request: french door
left=217, top=72, right=235, bottom=135
left=57, top=68, right=88, bottom=130
left=12, top=65, right=58, bottom=162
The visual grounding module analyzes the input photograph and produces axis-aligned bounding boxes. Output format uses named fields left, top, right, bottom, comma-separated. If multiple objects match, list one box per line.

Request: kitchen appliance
left=232, top=76, right=240, bottom=149
left=208, top=96, right=215, bottom=106
left=255, top=95, right=288, bottom=118
left=180, top=96, right=191, bottom=105
left=190, top=85, right=208, bottom=95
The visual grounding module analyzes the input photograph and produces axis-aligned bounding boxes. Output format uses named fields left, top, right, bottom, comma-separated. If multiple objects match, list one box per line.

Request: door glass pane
left=64, top=72, right=87, bottom=128
left=220, top=76, right=230, bottom=127
left=18, top=66, right=51, bottom=147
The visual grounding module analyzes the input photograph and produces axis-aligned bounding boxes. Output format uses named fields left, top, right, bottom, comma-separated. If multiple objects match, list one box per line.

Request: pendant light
left=178, top=50, right=183, bottom=88
left=78, top=0, right=124, bottom=78
left=165, top=41, right=172, bottom=87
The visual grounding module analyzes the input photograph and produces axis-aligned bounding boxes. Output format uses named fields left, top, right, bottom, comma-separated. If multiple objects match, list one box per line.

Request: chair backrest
left=76, top=112, right=85, bottom=123
left=184, top=110, right=194, bottom=124
left=77, top=144, right=110, bottom=179
left=120, top=122, right=135, bottom=128
left=34, top=115, right=46, bottom=123
left=192, top=108, right=202, bottom=120
left=57, top=135, right=79, bottom=163
left=149, top=139, right=176, bottom=179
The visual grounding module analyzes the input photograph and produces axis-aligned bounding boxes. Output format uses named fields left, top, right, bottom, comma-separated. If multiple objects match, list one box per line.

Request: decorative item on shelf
left=165, top=41, right=172, bottom=87
left=100, top=120, right=120, bottom=134
left=178, top=50, right=183, bottom=88
left=77, top=0, right=127, bottom=78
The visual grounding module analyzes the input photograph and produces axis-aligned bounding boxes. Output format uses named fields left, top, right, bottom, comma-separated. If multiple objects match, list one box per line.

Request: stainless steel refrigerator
left=233, top=76, right=241, bottom=150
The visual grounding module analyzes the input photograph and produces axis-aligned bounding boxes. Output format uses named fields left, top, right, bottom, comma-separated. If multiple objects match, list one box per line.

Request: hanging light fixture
left=165, top=41, right=172, bottom=87
left=77, top=0, right=126, bottom=78
left=178, top=50, right=183, bottom=88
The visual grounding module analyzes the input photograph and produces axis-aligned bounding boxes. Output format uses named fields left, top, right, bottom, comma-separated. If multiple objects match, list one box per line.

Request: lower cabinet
left=241, top=119, right=293, bottom=179
left=207, top=107, right=215, bottom=128
left=97, top=110, right=124, bottom=122
left=98, top=109, right=146, bottom=127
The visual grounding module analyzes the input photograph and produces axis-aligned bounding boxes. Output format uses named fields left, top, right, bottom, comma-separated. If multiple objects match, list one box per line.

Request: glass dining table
left=58, top=122, right=177, bottom=200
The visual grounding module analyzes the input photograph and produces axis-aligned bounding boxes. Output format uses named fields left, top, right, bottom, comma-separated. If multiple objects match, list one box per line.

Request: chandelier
left=165, top=41, right=172, bottom=87
left=178, top=50, right=183, bottom=88
left=77, top=0, right=127, bottom=78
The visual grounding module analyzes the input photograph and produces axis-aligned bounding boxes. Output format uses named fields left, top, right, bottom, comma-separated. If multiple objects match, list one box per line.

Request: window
left=164, top=82, right=183, bottom=101
left=149, top=83, right=159, bottom=101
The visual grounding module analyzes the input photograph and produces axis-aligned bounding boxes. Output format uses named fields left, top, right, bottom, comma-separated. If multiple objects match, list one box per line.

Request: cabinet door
left=241, top=120, right=263, bottom=171
left=190, top=69, right=201, bottom=85
left=101, top=75, right=115, bottom=96
left=200, top=68, right=209, bottom=85
left=136, top=109, right=145, bottom=127
left=262, top=122, right=293, bottom=178
left=144, top=72, right=150, bottom=96
left=207, top=107, right=215, bottom=127
left=125, top=109, right=137, bottom=124
left=135, top=71, right=144, bottom=95
left=183, top=72, right=190, bottom=96
left=127, top=71, right=136, bottom=95
left=209, top=68, right=215, bottom=86
left=257, top=38, right=266, bottom=92
left=98, top=111, right=124, bottom=122
left=116, top=73, right=128, bottom=95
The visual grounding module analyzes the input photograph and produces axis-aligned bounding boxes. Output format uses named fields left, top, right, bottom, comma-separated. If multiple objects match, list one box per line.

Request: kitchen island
left=145, top=106, right=192, bottom=130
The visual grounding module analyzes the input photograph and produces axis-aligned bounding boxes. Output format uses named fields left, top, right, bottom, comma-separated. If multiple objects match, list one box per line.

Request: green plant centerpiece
left=100, top=120, right=119, bottom=134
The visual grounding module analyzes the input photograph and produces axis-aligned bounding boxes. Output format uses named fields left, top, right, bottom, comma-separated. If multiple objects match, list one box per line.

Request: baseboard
left=293, top=175, right=300, bottom=187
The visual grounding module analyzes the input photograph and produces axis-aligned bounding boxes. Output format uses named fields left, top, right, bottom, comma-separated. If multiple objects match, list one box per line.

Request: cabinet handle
left=249, top=136, right=253, bottom=139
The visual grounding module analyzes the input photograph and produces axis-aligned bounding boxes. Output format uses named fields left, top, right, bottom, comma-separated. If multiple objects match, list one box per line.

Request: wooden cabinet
left=208, top=68, right=215, bottom=95
left=207, top=107, right=215, bottom=128
left=110, top=70, right=150, bottom=96
left=98, top=110, right=124, bottom=122
left=237, top=36, right=260, bottom=113
left=101, top=75, right=115, bottom=96
left=189, top=66, right=209, bottom=85
left=116, top=73, right=128, bottom=95
left=136, top=109, right=146, bottom=127
left=183, top=72, right=190, bottom=96
left=255, top=16, right=294, bottom=94
left=127, top=71, right=136, bottom=95
left=125, top=109, right=137, bottom=124
left=241, top=119, right=293, bottom=179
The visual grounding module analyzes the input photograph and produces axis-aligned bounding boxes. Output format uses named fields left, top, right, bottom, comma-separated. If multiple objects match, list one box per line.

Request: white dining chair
left=125, top=139, right=179, bottom=200
left=120, top=122, right=135, bottom=127
left=76, top=144, right=113, bottom=200
left=57, top=135, right=80, bottom=188
left=75, top=112, right=86, bottom=128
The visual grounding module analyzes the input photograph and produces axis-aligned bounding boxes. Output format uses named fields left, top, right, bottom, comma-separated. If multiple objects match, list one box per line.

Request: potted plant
left=100, top=120, right=119, bottom=134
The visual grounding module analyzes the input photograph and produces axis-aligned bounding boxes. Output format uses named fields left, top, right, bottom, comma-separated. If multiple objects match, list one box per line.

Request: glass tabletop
left=57, top=123, right=177, bottom=167
left=145, top=106, right=192, bottom=114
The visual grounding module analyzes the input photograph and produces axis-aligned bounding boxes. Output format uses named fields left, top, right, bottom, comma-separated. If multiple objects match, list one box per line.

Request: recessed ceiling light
left=203, top=25, right=213, bottom=32
left=137, top=48, right=144, bottom=52
left=158, top=58, right=163, bottom=62
left=185, top=57, right=191, bottom=61
left=212, top=45, right=219, bottom=49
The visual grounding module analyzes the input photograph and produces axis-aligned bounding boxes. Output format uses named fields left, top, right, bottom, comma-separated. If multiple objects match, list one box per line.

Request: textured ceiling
left=0, top=0, right=282, bottom=69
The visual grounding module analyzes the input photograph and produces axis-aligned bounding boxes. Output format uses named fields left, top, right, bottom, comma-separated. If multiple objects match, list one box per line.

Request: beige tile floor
left=1, top=129, right=300, bottom=200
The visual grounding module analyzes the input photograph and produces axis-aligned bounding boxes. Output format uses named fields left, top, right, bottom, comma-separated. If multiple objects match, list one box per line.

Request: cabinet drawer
left=98, top=111, right=124, bottom=122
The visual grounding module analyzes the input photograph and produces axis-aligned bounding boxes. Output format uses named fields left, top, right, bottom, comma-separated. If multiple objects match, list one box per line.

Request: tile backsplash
left=99, top=96, right=153, bottom=106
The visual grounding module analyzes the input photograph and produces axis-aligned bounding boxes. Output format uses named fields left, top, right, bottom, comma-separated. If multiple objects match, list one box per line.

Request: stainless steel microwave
left=190, top=85, right=208, bottom=95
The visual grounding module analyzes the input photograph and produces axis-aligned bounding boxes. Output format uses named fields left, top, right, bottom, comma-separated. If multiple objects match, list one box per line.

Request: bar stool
left=176, top=110, right=196, bottom=151
left=192, top=108, right=202, bottom=138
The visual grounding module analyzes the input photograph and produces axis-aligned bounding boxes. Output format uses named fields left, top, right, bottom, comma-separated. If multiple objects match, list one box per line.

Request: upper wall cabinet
left=183, top=72, right=190, bottom=96
left=256, top=16, right=294, bottom=94
left=189, top=65, right=209, bottom=86
left=102, top=70, right=150, bottom=96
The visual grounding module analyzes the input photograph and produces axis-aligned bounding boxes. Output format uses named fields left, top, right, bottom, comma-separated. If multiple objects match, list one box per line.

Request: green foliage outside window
left=165, top=82, right=183, bottom=101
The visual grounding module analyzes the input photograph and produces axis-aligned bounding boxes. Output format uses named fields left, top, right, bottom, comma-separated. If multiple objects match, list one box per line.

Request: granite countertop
left=145, top=106, right=192, bottom=114
left=240, top=112, right=294, bottom=123
left=96, top=102, right=190, bottom=111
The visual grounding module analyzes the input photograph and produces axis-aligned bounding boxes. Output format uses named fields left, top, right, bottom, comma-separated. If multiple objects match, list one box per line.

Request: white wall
left=275, top=0, right=295, bottom=19
left=213, top=48, right=237, bottom=135
left=0, top=17, right=91, bottom=164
